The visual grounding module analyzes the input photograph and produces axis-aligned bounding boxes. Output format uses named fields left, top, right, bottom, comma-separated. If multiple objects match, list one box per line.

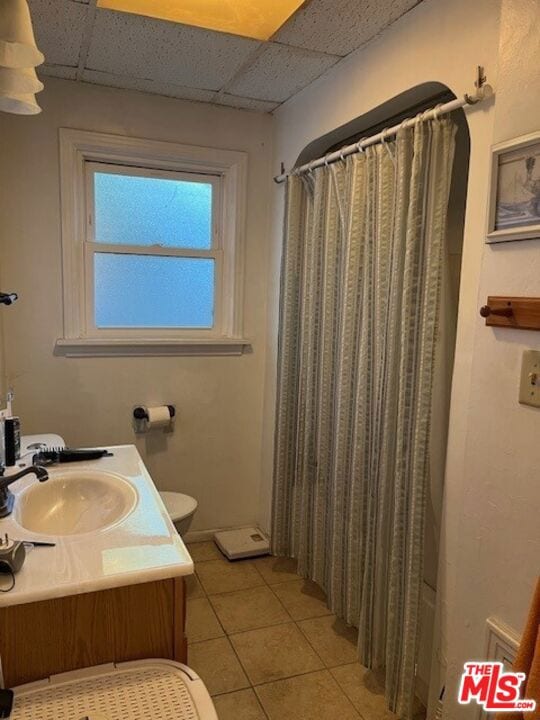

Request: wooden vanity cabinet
left=0, top=576, right=187, bottom=687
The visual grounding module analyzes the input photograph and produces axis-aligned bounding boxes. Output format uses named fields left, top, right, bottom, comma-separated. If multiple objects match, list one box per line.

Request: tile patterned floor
left=186, top=542, right=426, bottom=720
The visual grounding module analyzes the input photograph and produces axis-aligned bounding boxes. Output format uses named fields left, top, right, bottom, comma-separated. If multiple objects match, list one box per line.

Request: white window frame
left=56, top=128, right=249, bottom=357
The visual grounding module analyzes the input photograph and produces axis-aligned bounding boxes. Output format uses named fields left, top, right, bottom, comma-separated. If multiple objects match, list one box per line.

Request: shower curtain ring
left=433, top=103, right=444, bottom=120
left=356, top=137, right=367, bottom=153
left=339, top=149, right=346, bottom=162
left=324, top=153, right=331, bottom=167
left=381, top=127, right=397, bottom=168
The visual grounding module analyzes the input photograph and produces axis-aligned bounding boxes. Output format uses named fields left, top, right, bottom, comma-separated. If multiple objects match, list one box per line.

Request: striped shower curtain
left=272, top=118, right=457, bottom=719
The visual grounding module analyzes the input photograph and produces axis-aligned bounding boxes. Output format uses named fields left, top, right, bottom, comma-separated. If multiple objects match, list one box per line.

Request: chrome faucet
left=0, top=464, right=49, bottom=518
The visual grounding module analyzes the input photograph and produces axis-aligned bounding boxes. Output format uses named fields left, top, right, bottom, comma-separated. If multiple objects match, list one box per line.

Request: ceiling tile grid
left=85, top=9, right=261, bottom=91
left=39, top=64, right=78, bottom=80
left=215, top=93, right=279, bottom=114
left=29, top=0, right=88, bottom=67
left=30, top=0, right=425, bottom=112
left=81, top=69, right=217, bottom=102
left=275, top=0, right=422, bottom=56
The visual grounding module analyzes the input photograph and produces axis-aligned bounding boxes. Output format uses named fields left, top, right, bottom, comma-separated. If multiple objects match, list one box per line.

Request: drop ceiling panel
left=81, top=69, right=217, bottom=102
left=275, top=0, right=421, bottom=56
left=86, top=9, right=261, bottom=91
left=29, top=0, right=88, bottom=67
left=226, top=43, right=339, bottom=102
left=28, top=0, right=426, bottom=112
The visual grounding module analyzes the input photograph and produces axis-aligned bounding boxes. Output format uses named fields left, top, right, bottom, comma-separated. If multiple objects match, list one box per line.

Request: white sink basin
left=15, top=470, right=138, bottom=536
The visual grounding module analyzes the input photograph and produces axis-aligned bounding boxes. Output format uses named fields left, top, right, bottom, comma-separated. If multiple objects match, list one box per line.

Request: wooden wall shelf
left=480, top=297, right=540, bottom=331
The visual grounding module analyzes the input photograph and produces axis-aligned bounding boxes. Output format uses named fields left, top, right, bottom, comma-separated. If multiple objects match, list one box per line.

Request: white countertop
left=0, top=444, right=194, bottom=607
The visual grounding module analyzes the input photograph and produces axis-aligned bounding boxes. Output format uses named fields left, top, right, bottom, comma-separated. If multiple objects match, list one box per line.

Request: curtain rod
left=273, top=68, right=493, bottom=184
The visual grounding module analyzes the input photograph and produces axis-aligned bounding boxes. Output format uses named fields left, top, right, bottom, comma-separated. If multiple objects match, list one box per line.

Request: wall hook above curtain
left=464, top=64, right=488, bottom=104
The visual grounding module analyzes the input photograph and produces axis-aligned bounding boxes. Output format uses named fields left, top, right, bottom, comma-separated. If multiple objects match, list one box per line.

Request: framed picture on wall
left=487, top=131, right=540, bottom=243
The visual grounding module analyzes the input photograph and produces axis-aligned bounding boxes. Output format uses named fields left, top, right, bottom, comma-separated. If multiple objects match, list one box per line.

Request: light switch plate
left=519, top=350, right=540, bottom=407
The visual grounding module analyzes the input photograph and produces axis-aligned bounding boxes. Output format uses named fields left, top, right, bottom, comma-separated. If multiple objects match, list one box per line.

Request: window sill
left=54, top=338, right=252, bottom=357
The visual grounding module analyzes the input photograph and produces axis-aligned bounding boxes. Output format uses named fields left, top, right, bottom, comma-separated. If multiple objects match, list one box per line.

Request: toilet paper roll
left=146, top=405, right=173, bottom=429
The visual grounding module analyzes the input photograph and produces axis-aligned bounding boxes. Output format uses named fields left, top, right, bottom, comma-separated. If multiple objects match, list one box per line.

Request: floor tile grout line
left=194, top=632, right=251, bottom=694
left=249, top=666, right=338, bottom=689
left=202, top=580, right=270, bottom=598
left=197, top=580, right=267, bottom=595
left=191, top=562, right=331, bottom=695
left=265, top=578, right=334, bottom=621
left=187, top=550, right=404, bottom=719
left=293, top=612, right=361, bottom=664
left=205, top=579, right=296, bottom=625
left=188, top=618, right=296, bottom=645
left=218, top=621, right=258, bottom=695
left=223, top=618, right=298, bottom=638
left=224, top=622, right=335, bottom=689
left=194, top=566, right=255, bottom=683
left=250, top=668, right=364, bottom=720
left=269, top=586, right=333, bottom=622
left=187, top=555, right=365, bottom=719
left=293, top=617, right=336, bottom=669
left=211, top=687, right=271, bottom=719
left=330, top=671, right=370, bottom=720
left=187, top=591, right=228, bottom=640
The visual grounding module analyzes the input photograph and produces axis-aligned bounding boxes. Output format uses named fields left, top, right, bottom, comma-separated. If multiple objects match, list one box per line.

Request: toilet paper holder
left=133, top=405, right=176, bottom=433
left=133, top=406, right=175, bottom=421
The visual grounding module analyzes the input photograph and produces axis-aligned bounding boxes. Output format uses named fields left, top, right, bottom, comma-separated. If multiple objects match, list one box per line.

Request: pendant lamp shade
left=0, top=0, right=44, bottom=68
left=0, top=90, right=41, bottom=114
left=0, top=64, right=43, bottom=93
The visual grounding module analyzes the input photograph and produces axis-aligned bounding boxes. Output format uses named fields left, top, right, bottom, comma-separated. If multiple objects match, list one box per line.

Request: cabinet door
left=0, top=577, right=187, bottom=687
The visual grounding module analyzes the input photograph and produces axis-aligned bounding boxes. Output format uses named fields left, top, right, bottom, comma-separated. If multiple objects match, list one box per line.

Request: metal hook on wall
left=465, top=65, right=488, bottom=104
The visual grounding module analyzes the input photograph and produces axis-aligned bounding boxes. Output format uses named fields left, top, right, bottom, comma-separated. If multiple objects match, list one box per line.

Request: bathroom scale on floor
left=213, top=527, right=270, bottom=560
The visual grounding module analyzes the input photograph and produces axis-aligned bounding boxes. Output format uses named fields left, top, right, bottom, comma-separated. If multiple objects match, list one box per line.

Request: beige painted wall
left=262, top=0, right=537, bottom=716
left=0, top=78, right=273, bottom=533
left=445, top=0, right=540, bottom=716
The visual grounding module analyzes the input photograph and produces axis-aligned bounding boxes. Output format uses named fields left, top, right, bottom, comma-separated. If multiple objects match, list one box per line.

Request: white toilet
left=160, top=491, right=198, bottom=536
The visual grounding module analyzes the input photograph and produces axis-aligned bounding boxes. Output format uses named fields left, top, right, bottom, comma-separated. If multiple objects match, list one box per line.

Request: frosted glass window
left=94, top=172, right=213, bottom=249
left=94, top=254, right=214, bottom=328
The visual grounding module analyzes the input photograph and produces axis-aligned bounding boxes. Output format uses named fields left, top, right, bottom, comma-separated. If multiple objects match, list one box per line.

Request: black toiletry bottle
left=4, top=417, right=20, bottom=467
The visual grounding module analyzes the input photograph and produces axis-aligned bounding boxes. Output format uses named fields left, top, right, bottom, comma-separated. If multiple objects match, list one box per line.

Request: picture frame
left=487, top=131, right=540, bottom=243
